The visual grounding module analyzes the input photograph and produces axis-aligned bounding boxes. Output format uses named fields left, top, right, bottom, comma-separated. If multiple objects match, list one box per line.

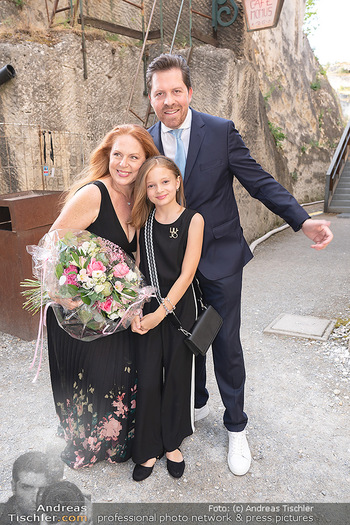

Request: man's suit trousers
left=195, top=269, right=248, bottom=432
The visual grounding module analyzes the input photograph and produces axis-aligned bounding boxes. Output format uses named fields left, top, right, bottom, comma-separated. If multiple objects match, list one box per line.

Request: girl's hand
left=131, top=314, right=149, bottom=335
left=140, top=310, right=164, bottom=332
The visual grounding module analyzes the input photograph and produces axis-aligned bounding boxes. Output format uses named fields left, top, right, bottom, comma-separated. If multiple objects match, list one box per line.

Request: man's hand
left=301, top=218, right=333, bottom=250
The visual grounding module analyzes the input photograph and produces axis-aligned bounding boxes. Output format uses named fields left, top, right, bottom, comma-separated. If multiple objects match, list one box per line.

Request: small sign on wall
left=242, top=0, right=285, bottom=31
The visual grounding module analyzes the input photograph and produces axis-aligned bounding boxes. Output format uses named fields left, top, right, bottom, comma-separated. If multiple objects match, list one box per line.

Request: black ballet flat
left=132, top=463, right=154, bottom=482
left=166, top=450, right=185, bottom=479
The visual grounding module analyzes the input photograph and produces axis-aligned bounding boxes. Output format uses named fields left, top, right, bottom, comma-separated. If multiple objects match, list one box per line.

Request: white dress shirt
left=160, top=108, right=192, bottom=161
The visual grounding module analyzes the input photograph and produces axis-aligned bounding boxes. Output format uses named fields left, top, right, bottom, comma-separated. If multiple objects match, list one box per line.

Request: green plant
left=268, top=121, right=286, bottom=148
left=309, top=139, right=320, bottom=148
left=334, top=316, right=350, bottom=329
left=303, top=0, right=319, bottom=36
left=290, top=171, right=299, bottom=182
left=327, top=140, right=336, bottom=149
left=318, top=110, right=324, bottom=129
left=310, top=78, right=321, bottom=91
left=105, top=32, right=120, bottom=42
left=300, top=145, right=307, bottom=154
left=11, top=0, right=25, bottom=7
left=263, top=85, right=276, bottom=104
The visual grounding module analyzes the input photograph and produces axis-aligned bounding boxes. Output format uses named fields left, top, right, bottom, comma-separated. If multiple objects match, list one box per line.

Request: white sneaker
left=227, top=429, right=251, bottom=476
left=194, top=404, right=209, bottom=422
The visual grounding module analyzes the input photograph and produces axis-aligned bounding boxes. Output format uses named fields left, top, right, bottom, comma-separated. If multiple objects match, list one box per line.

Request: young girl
left=131, top=156, right=204, bottom=481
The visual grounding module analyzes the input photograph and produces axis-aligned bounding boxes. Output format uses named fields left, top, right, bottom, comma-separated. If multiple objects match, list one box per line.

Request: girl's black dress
left=132, top=208, right=198, bottom=464
left=47, top=181, right=137, bottom=469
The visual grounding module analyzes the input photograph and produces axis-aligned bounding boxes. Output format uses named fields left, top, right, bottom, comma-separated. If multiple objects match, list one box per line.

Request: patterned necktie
left=169, top=128, right=186, bottom=178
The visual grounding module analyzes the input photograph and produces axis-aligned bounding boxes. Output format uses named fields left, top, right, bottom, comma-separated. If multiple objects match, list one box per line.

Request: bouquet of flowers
left=22, top=229, right=154, bottom=341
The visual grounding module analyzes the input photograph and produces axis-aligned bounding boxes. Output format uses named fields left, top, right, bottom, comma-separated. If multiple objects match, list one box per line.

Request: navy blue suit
left=149, top=108, right=310, bottom=431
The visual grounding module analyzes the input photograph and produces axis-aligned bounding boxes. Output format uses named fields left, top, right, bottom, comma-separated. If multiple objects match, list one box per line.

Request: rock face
left=0, top=0, right=344, bottom=241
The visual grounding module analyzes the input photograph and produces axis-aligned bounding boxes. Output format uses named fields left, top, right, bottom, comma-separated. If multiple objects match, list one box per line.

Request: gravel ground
left=0, top=213, right=349, bottom=506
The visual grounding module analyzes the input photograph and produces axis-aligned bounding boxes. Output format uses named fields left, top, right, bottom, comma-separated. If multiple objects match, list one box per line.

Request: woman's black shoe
left=166, top=458, right=185, bottom=478
left=132, top=463, right=154, bottom=482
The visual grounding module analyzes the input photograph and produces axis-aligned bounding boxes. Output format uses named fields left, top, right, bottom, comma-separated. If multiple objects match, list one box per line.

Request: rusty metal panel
left=0, top=190, right=62, bottom=231
left=0, top=191, right=62, bottom=340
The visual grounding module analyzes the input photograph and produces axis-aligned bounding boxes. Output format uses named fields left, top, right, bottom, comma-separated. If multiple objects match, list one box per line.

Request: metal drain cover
left=263, top=313, right=335, bottom=341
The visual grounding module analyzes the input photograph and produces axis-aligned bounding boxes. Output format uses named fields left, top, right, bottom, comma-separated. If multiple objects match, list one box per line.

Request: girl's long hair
left=131, top=156, right=186, bottom=230
left=63, top=124, right=159, bottom=204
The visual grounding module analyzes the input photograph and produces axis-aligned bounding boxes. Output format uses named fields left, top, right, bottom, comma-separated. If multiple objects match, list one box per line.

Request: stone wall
left=0, top=0, right=344, bottom=242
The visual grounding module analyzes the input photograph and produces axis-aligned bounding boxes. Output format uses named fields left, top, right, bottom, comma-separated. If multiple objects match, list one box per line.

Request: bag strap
left=144, top=209, right=191, bottom=337
left=144, top=209, right=162, bottom=304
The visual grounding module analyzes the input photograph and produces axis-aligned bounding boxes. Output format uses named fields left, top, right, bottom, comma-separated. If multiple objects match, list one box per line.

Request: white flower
left=109, top=313, right=120, bottom=320
left=94, top=284, right=105, bottom=294
left=92, top=270, right=105, bottom=280
left=81, top=241, right=90, bottom=254
left=82, top=278, right=94, bottom=289
left=77, top=269, right=88, bottom=282
left=124, top=270, right=138, bottom=282
left=59, top=275, right=67, bottom=285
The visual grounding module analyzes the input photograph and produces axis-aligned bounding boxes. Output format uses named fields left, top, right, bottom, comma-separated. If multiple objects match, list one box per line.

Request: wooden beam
left=191, top=28, right=218, bottom=47
left=78, top=16, right=161, bottom=40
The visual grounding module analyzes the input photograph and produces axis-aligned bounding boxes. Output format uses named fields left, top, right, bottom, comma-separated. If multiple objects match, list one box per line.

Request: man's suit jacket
left=148, top=108, right=310, bottom=281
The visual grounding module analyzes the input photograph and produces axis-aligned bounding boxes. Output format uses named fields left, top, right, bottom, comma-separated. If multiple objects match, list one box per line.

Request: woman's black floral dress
left=46, top=181, right=137, bottom=469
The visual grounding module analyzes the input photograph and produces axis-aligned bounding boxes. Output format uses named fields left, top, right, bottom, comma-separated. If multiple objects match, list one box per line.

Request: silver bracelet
left=164, top=296, right=176, bottom=311
left=161, top=297, right=175, bottom=315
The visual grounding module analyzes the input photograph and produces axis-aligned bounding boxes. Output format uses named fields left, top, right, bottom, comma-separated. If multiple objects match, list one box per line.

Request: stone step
left=334, top=186, right=350, bottom=192
left=330, top=200, right=350, bottom=207
left=333, top=194, right=350, bottom=201
left=328, top=206, right=350, bottom=213
left=333, top=187, right=350, bottom=194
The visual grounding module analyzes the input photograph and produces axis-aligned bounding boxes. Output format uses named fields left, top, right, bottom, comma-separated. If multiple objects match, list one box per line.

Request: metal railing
left=324, top=120, right=350, bottom=211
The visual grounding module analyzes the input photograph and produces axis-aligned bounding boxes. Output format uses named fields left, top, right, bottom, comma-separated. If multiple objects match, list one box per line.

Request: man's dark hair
left=12, top=452, right=49, bottom=483
left=146, top=54, right=192, bottom=93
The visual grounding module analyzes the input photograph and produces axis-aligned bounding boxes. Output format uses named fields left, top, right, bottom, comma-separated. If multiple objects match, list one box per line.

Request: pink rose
left=87, top=257, right=106, bottom=276
left=99, top=297, right=113, bottom=313
left=64, top=264, right=78, bottom=274
left=66, top=273, right=78, bottom=285
left=113, top=262, right=130, bottom=278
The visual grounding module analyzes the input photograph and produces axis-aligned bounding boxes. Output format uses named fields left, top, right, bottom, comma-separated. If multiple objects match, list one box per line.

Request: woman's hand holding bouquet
left=22, top=229, right=154, bottom=341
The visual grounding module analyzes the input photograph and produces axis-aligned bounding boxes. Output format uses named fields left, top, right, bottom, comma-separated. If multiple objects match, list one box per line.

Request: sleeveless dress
left=46, top=181, right=137, bottom=469
left=132, top=208, right=198, bottom=464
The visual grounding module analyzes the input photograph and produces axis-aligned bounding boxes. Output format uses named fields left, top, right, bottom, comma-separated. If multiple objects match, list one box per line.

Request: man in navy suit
left=146, top=54, right=333, bottom=476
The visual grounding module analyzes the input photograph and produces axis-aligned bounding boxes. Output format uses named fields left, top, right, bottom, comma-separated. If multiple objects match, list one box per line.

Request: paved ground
left=0, top=211, right=349, bottom=506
